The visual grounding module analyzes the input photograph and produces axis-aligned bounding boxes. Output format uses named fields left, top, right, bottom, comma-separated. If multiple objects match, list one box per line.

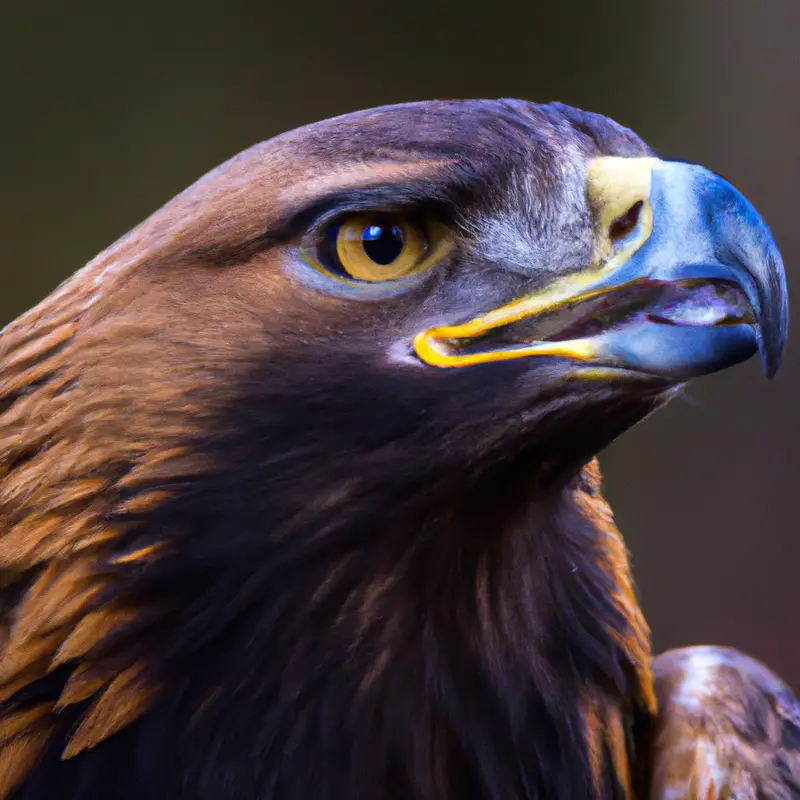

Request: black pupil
left=361, top=221, right=404, bottom=265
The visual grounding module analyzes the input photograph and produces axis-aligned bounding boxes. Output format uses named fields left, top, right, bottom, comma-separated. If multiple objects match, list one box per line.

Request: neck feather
left=117, top=457, right=655, bottom=799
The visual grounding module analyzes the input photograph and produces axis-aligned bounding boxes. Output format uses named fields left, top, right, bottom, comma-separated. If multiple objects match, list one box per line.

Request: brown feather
left=51, top=606, right=138, bottom=666
left=575, top=462, right=656, bottom=715
left=62, top=663, right=159, bottom=758
left=0, top=630, right=65, bottom=685
left=0, top=725, right=51, bottom=800
left=650, top=646, right=800, bottom=799
left=0, top=664, right=53, bottom=704
left=10, top=559, right=100, bottom=645
left=56, top=663, right=113, bottom=709
left=0, top=704, right=51, bottom=745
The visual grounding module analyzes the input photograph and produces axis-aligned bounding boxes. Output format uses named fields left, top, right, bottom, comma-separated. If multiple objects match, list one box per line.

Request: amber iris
left=313, top=213, right=433, bottom=282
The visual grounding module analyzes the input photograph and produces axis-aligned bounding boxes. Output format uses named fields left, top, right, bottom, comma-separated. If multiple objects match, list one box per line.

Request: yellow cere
left=414, top=157, right=660, bottom=369
left=587, top=157, right=657, bottom=248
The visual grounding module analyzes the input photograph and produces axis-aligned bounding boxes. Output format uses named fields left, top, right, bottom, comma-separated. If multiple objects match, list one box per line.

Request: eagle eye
left=304, top=212, right=452, bottom=283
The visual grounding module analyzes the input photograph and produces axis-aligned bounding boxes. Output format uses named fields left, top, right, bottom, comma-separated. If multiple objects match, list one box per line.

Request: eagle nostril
left=608, top=200, right=643, bottom=245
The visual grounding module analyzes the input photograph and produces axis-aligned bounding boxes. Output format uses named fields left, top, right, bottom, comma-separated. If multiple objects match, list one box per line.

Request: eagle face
left=169, top=99, right=783, bottom=478
left=0, top=99, right=789, bottom=800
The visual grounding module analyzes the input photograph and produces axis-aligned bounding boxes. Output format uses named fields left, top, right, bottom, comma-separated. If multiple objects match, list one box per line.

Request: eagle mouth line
left=435, top=278, right=755, bottom=358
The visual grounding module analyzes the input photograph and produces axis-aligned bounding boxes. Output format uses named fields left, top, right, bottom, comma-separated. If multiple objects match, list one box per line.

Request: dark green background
left=2, top=2, right=798, bottom=681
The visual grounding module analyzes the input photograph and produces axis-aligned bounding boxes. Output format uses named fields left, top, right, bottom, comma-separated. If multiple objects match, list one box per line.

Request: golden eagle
left=0, top=100, right=794, bottom=799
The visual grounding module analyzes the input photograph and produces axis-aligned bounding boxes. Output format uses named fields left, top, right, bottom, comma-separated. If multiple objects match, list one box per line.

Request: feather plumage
left=0, top=99, right=791, bottom=799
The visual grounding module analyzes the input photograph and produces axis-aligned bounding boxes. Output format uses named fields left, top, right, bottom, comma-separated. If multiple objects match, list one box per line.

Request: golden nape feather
left=0, top=252, right=170, bottom=789
left=0, top=99, right=791, bottom=800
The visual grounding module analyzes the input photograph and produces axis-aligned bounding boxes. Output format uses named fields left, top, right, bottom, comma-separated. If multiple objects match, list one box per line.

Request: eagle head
left=0, top=100, right=787, bottom=799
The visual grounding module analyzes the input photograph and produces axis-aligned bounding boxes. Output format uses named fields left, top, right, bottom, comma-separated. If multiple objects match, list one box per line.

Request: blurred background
left=1, top=2, right=798, bottom=681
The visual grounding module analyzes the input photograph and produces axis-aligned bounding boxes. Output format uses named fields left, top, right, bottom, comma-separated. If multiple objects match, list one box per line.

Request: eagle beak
left=414, top=157, right=789, bottom=381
